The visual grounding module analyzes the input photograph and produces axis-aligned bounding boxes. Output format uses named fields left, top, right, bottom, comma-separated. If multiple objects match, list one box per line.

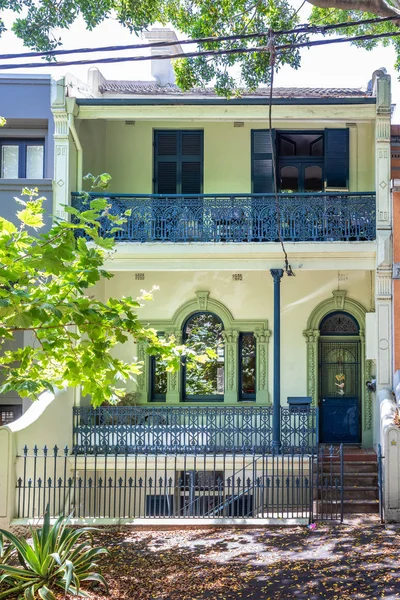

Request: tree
left=0, top=173, right=209, bottom=407
left=0, top=0, right=399, bottom=95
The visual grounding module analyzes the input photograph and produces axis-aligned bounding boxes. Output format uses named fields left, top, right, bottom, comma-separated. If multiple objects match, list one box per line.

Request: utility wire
left=1, top=28, right=400, bottom=70
left=0, top=15, right=398, bottom=61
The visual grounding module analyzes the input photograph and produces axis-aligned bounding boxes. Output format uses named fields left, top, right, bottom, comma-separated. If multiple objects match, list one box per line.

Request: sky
left=1, top=7, right=400, bottom=121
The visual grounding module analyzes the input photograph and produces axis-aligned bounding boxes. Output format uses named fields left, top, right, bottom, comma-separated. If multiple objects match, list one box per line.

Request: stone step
left=314, top=499, right=380, bottom=514
left=316, top=460, right=378, bottom=474
left=315, top=486, right=379, bottom=501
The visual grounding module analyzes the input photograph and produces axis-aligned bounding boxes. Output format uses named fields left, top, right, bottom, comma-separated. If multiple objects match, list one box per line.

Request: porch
left=72, top=405, right=317, bottom=454
left=71, top=192, right=376, bottom=243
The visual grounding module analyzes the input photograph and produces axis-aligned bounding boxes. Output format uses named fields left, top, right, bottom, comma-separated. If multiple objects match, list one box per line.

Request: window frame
left=0, top=138, right=45, bottom=179
left=182, top=311, right=225, bottom=403
left=153, top=129, right=204, bottom=195
left=238, top=332, right=257, bottom=401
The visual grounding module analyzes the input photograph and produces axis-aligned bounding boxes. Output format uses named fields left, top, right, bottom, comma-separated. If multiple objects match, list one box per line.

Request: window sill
left=0, top=178, right=52, bottom=189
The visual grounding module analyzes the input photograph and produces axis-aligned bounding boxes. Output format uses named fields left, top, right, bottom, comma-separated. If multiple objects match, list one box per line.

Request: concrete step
left=317, top=460, right=378, bottom=474
left=314, top=499, right=380, bottom=514
left=315, top=486, right=379, bottom=501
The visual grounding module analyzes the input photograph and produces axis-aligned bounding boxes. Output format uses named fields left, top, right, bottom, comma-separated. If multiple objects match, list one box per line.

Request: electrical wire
left=1, top=27, right=400, bottom=70
left=0, top=15, right=398, bottom=61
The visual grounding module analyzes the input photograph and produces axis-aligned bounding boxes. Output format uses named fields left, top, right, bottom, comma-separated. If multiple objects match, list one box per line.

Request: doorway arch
left=303, top=291, right=374, bottom=446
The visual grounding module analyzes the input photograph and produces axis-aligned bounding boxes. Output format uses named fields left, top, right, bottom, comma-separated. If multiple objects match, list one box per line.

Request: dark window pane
left=280, top=166, right=299, bottom=192
left=240, top=333, right=256, bottom=399
left=279, top=136, right=296, bottom=156
left=278, top=133, right=324, bottom=157
left=311, top=137, right=324, bottom=156
left=304, top=165, right=323, bottom=192
left=184, top=312, right=224, bottom=398
left=150, top=356, right=168, bottom=400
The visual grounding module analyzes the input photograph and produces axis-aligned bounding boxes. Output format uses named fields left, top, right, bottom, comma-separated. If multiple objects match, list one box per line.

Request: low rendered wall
left=380, top=381, right=400, bottom=522
left=0, top=387, right=75, bottom=529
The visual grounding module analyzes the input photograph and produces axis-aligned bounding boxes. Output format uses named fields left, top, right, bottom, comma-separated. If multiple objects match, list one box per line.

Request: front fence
left=16, top=446, right=314, bottom=521
left=71, top=192, right=376, bottom=243
left=72, top=405, right=318, bottom=454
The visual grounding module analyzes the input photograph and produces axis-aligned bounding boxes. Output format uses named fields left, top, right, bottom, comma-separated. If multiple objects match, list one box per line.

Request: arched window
left=183, top=312, right=224, bottom=401
left=320, top=312, right=360, bottom=336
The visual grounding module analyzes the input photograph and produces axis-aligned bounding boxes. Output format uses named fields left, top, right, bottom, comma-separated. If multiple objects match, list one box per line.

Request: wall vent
left=232, top=273, right=243, bottom=281
left=135, top=273, right=145, bottom=280
left=125, top=120, right=136, bottom=126
left=234, top=122, right=244, bottom=128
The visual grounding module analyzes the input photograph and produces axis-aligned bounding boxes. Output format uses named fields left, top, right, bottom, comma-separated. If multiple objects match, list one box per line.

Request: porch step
left=319, top=460, right=378, bottom=474
left=314, top=499, right=380, bottom=515
left=315, top=450, right=380, bottom=514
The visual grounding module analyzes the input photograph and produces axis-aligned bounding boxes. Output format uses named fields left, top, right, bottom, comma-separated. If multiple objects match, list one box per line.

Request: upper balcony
left=71, top=191, right=376, bottom=243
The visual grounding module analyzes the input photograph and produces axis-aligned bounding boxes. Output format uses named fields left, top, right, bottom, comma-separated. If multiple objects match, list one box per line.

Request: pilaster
left=303, top=329, right=320, bottom=407
left=166, top=330, right=182, bottom=404
left=254, top=329, right=271, bottom=404
left=222, top=330, right=239, bottom=403
left=375, top=73, right=393, bottom=390
left=52, top=77, right=70, bottom=222
left=136, top=340, right=149, bottom=404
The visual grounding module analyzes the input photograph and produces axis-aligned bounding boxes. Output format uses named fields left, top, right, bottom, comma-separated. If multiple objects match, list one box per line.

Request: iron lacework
left=71, top=192, right=376, bottom=243
left=72, top=405, right=317, bottom=454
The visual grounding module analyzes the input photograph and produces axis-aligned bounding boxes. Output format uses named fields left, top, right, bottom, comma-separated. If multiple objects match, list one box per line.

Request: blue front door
left=318, top=327, right=361, bottom=444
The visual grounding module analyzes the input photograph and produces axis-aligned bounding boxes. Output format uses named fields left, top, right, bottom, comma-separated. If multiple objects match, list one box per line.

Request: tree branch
left=307, top=0, right=400, bottom=18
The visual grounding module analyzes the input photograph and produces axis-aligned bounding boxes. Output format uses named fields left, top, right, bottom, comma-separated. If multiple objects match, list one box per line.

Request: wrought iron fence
left=72, top=405, right=318, bottom=454
left=15, top=446, right=313, bottom=521
left=71, top=192, right=376, bottom=243
left=312, top=444, right=344, bottom=522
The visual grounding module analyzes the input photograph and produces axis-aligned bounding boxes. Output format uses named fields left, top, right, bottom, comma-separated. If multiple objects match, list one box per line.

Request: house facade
left=48, top=48, right=393, bottom=454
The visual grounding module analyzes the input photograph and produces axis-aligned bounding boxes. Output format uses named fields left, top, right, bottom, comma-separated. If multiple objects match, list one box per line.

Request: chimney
left=143, top=28, right=183, bottom=86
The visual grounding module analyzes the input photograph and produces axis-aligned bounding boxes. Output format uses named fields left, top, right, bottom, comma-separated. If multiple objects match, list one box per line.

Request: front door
left=318, top=312, right=361, bottom=444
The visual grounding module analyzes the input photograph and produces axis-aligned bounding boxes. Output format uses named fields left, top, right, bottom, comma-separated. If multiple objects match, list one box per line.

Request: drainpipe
left=271, top=269, right=284, bottom=454
left=68, top=113, right=83, bottom=192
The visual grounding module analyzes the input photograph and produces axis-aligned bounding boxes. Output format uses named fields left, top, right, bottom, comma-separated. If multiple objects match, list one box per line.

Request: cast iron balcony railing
left=71, top=192, right=376, bottom=243
left=72, top=405, right=318, bottom=454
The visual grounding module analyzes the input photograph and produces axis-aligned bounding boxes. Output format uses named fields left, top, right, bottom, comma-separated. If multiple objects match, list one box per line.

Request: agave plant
left=0, top=506, right=108, bottom=599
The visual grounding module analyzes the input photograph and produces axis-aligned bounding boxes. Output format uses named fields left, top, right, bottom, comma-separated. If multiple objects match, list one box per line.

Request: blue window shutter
left=251, top=130, right=275, bottom=193
left=154, top=130, right=203, bottom=194
left=324, top=128, right=349, bottom=189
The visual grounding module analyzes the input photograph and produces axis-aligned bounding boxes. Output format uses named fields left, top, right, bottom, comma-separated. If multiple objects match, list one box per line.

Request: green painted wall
left=77, top=119, right=375, bottom=193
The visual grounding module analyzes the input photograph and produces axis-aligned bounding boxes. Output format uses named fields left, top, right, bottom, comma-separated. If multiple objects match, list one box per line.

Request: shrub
left=0, top=506, right=108, bottom=599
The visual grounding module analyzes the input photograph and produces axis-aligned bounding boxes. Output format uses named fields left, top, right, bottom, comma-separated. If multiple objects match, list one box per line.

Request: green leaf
left=38, top=586, right=57, bottom=600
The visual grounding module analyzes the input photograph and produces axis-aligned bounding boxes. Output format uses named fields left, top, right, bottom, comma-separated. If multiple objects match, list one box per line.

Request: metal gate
left=312, top=444, right=344, bottom=522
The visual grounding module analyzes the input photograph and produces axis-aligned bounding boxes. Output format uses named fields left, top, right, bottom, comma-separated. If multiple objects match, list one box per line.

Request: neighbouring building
left=0, top=74, right=54, bottom=424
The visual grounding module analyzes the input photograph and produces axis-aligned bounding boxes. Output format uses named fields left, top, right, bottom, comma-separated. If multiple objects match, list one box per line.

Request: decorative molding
left=270, top=268, right=284, bottom=283
left=53, top=112, right=68, bottom=137
left=364, top=359, right=373, bottom=432
left=376, top=270, right=392, bottom=300
left=196, top=291, right=209, bottom=311
left=332, top=290, right=346, bottom=310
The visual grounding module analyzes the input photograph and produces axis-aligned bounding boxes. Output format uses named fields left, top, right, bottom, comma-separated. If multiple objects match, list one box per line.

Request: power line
left=1, top=27, right=400, bottom=70
left=0, top=15, right=398, bottom=61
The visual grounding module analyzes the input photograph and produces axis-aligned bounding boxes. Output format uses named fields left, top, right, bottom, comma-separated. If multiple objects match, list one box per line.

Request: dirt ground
left=67, top=515, right=400, bottom=600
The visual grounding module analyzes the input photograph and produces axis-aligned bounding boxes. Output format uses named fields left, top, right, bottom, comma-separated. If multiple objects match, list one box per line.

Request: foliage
left=0, top=134, right=210, bottom=406
left=184, top=313, right=224, bottom=396
left=1, top=0, right=399, bottom=95
left=0, top=507, right=108, bottom=599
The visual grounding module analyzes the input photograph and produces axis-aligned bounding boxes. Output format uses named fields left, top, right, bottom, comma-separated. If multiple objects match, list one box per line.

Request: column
left=222, top=330, right=239, bottom=403
left=270, top=268, right=284, bottom=452
left=375, top=72, right=392, bottom=390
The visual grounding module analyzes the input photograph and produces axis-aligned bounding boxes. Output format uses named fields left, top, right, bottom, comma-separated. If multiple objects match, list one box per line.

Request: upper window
left=0, top=139, right=45, bottom=179
left=251, top=128, right=349, bottom=193
left=154, top=130, right=203, bottom=195
left=183, top=312, right=224, bottom=402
